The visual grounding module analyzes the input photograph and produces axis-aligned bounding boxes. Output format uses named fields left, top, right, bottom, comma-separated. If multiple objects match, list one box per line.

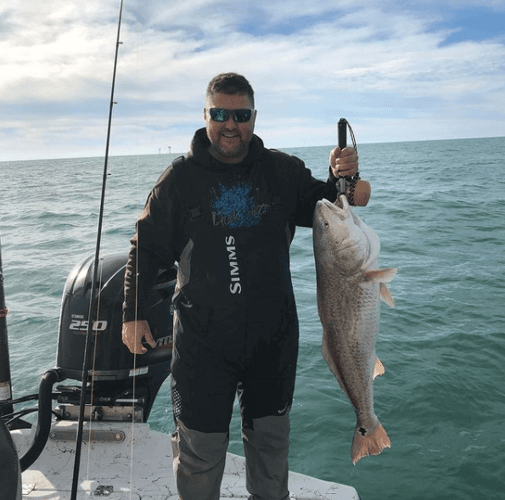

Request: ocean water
left=1, top=136, right=504, bottom=499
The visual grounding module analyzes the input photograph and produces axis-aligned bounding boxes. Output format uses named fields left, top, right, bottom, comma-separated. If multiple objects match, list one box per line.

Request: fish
left=312, top=195, right=397, bottom=465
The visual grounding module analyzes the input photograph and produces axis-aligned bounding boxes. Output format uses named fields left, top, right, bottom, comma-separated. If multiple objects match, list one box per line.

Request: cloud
left=1, top=0, right=504, bottom=160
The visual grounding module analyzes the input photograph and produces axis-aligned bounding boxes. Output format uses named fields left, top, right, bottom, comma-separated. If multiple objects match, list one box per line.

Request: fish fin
left=351, top=421, right=391, bottom=465
left=373, top=357, right=385, bottom=379
left=380, top=282, right=396, bottom=308
left=363, top=268, right=397, bottom=283
left=321, top=340, right=349, bottom=396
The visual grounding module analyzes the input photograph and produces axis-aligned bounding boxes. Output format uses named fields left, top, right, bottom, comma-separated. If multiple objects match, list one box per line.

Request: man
left=122, top=73, right=360, bottom=500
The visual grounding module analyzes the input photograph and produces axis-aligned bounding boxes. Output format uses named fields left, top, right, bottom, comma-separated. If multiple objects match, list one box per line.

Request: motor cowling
left=56, top=253, right=175, bottom=421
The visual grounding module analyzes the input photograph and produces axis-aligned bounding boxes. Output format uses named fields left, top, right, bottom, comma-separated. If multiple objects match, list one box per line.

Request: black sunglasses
left=208, top=108, right=254, bottom=123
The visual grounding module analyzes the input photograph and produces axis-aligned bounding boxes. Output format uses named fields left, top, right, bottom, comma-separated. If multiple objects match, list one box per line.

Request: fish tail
left=351, top=421, right=391, bottom=465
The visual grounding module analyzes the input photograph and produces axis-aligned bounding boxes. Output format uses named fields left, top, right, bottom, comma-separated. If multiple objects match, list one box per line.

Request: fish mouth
left=333, top=195, right=350, bottom=210
left=321, top=196, right=350, bottom=219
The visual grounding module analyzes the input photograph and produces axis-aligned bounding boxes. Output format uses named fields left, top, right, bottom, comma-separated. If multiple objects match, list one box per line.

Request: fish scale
left=313, top=195, right=397, bottom=464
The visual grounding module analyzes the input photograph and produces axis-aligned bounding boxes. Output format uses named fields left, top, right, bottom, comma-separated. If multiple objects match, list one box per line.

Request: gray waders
left=170, top=298, right=298, bottom=500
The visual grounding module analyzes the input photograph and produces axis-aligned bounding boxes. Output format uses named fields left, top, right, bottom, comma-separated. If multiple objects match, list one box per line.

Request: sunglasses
left=208, top=108, right=254, bottom=123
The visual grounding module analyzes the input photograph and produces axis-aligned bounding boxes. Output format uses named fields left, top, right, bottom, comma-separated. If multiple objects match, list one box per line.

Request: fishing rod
left=70, top=1, right=124, bottom=498
left=0, top=236, right=14, bottom=419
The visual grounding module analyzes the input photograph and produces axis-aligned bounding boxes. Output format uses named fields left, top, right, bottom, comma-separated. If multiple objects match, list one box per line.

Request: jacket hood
left=187, top=128, right=266, bottom=171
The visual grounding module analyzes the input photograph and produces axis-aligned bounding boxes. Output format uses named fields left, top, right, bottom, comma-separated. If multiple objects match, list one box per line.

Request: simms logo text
left=226, top=236, right=241, bottom=294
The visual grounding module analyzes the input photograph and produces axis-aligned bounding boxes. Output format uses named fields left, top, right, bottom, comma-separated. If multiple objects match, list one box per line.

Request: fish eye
left=324, top=221, right=329, bottom=227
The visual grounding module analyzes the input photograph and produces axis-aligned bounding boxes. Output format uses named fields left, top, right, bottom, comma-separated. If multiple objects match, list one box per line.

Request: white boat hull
left=12, top=420, right=359, bottom=499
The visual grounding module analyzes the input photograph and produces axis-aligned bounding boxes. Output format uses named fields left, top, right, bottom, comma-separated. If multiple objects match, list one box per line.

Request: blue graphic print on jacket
left=212, top=183, right=266, bottom=228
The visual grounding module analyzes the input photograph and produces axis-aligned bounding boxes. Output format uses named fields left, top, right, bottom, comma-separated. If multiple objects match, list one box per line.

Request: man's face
left=204, top=92, right=256, bottom=163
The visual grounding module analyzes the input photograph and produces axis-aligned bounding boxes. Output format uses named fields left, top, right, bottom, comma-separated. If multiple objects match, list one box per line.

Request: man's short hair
left=206, top=73, right=255, bottom=107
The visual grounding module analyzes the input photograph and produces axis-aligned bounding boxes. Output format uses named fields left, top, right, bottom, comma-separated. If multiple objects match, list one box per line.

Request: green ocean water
left=1, top=136, right=504, bottom=499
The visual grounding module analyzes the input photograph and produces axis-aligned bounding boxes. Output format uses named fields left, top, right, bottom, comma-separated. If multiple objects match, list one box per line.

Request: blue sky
left=1, top=0, right=504, bottom=161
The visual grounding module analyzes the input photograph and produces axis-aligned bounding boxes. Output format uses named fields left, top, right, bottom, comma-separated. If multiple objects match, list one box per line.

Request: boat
left=0, top=249, right=360, bottom=499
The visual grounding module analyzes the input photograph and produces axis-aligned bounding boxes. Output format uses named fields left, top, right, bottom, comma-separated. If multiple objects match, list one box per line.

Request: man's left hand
left=330, top=146, right=359, bottom=178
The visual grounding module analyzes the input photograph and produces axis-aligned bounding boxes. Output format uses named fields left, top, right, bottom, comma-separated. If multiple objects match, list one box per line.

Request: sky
left=1, top=0, right=504, bottom=161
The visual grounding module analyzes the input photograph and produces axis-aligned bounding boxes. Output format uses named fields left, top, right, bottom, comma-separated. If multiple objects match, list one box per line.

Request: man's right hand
left=122, top=320, right=156, bottom=354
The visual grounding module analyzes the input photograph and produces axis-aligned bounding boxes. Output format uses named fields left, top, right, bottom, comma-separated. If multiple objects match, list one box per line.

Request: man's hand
left=122, top=320, right=156, bottom=354
left=329, top=146, right=359, bottom=178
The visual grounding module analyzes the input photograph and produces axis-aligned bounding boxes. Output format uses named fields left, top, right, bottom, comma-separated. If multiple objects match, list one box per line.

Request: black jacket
left=123, top=128, right=337, bottom=322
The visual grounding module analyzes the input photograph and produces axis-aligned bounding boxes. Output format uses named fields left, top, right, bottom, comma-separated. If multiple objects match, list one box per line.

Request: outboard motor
left=56, top=253, right=175, bottom=422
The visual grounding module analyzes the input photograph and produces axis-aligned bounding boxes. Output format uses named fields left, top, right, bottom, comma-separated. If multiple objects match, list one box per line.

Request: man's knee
left=172, top=419, right=229, bottom=500
left=242, top=411, right=291, bottom=500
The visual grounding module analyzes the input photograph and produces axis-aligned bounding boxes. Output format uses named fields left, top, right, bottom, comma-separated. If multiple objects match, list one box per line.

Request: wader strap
left=258, top=152, right=283, bottom=206
left=172, top=156, right=202, bottom=221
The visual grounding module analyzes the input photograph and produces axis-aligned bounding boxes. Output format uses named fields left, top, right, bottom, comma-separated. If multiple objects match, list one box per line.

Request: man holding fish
left=122, top=72, right=390, bottom=500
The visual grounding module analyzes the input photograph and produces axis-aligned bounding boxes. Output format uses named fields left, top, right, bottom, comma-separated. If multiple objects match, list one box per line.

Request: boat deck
left=12, top=420, right=359, bottom=499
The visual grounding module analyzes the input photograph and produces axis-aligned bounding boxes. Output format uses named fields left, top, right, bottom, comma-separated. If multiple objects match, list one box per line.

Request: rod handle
left=336, top=118, right=371, bottom=206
